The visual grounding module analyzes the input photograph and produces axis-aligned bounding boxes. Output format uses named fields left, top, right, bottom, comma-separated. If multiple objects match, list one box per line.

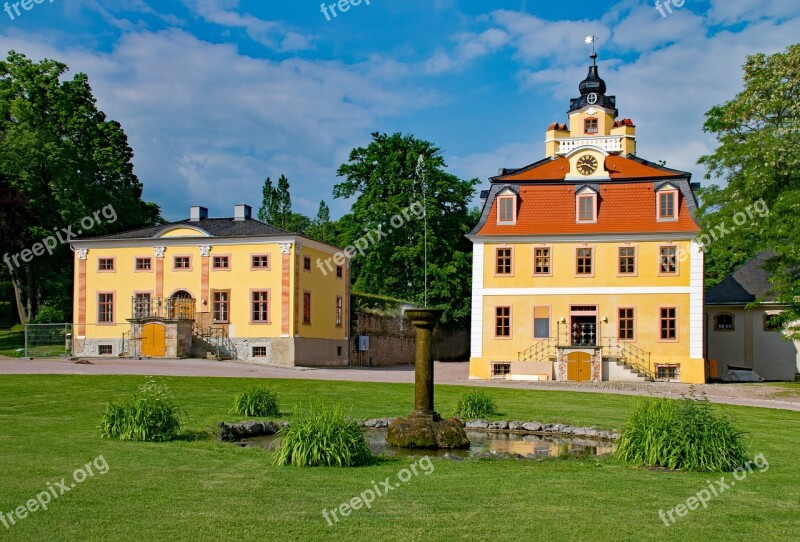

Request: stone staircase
left=604, top=356, right=650, bottom=382
left=191, top=323, right=237, bottom=360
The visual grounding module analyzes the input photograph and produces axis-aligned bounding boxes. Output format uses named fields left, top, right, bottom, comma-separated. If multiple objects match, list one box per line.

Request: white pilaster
left=471, top=242, right=484, bottom=358
left=689, top=241, right=704, bottom=359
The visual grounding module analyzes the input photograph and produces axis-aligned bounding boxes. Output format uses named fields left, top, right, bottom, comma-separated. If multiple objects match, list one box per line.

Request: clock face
left=577, top=155, right=599, bottom=176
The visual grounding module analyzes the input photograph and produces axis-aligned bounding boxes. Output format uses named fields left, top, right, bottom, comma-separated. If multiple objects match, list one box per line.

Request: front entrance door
left=570, top=305, right=598, bottom=347
left=566, top=351, right=592, bottom=382
left=141, top=323, right=166, bottom=357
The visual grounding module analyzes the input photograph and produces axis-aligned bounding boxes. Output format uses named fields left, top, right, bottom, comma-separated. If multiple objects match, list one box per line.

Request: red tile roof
left=477, top=182, right=700, bottom=235
left=496, top=155, right=679, bottom=182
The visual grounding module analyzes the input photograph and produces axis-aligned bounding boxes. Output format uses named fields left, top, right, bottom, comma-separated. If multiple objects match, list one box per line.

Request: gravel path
left=1, top=356, right=798, bottom=411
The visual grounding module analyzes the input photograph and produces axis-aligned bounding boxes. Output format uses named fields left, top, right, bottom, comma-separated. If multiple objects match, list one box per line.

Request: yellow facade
left=72, top=206, right=348, bottom=365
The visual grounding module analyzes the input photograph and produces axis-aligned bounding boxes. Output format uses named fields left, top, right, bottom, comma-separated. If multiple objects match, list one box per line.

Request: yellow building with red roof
left=468, top=51, right=705, bottom=384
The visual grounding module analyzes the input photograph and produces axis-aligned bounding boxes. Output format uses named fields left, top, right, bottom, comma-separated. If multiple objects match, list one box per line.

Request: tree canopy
left=697, top=43, right=800, bottom=333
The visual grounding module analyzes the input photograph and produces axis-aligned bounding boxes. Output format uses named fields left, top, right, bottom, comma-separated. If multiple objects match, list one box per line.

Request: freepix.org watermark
left=320, top=0, right=372, bottom=22
left=3, top=204, right=117, bottom=273
left=1, top=455, right=110, bottom=530
left=655, top=0, right=687, bottom=18
left=316, top=201, right=424, bottom=276
left=3, top=0, right=55, bottom=21
left=322, top=456, right=434, bottom=527
left=658, top=453, right=769, bottom=527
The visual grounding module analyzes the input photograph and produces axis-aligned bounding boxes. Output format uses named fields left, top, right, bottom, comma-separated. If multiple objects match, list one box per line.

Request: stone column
left=406, top=308, right=442, bottom=419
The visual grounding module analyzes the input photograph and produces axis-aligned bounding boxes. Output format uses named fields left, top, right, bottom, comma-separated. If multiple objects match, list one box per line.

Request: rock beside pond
left=508, top=421, right=525, bottom=431
left=465, top=419, right=489, bottom=429
left=522, top=422, right=543, bottom=431
left=387, top=416, right=471, bottom=449
left=487, top=420, right=509, bottom=430
left=218, top=420, right=283, bottom=442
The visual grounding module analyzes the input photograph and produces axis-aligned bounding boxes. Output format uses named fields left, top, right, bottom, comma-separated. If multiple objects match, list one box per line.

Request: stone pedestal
left=387, top=308, right=470, bottom=449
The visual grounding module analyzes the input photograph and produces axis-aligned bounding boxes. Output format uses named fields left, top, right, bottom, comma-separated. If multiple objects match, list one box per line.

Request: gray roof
left=705, top=250, right=778, bottom=305
left=87, top=218, right=289, bottom=240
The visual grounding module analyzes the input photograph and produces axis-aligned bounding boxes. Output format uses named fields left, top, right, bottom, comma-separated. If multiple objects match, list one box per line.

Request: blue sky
left=2, top=0, right=799, bottom=220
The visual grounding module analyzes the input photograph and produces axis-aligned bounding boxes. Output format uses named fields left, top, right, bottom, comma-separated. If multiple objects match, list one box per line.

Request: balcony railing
left=556, top=136, right=623, bottom=155
left=557, top=321, right=600, bottom=348
left=131, top=297, right=195, bottom=320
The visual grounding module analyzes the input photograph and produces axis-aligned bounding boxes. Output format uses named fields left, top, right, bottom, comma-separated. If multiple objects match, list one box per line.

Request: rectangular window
left=659, top=192, right=676, bottom=219
left=495, top=306, right=511, bottom=337
left=534, top=247, right=551, bottom=275
left=498, top=196, right=515, bottom=223
left=578, top=195, right=594, bottom=222
left=584, top=118, right=598, bottom=134
left=659, top=246, right=678, bottom=274
left=303, top=292, right=311, bottom=324
left=656, top=365, right=679, bottom=381
left=496, top=248, right=512, bottom=275
left=336, top=296, right=343, bottom=327
left=618, top=247, right=636, bottom=275
left=134, top=293, right=151, bottom=319
left=763, top=314, right=782, bottom=332
left=212, top=256, right=230, bottom=269
left=533, top=306, right=550, bottom=339
left=98, top=258, right=114, bottom=271
left=135, top=258, right=151, bottom=271
left=251, top=291, right=269, bottom=322
left=336, top=265, right=343, bottom=278
left=303, top=257, right=311, bottom=271
left=492, top=363, right=511, bottom=377
left=212, top=291, right=229, bottom=323
left=98, top=345, right=113, bottom=355
left=660, top=307, right=677, bottom=341
left=251, top=255, right=270, bottom=269
left=98, top=293, right=114, bottom=323
left=618, top=308, right=635, bottom=341
left=174, top=256, right=190, bottom=270
left=252, top=346, right=268, bottom=358
left=576, top=247, right=593, bottom=275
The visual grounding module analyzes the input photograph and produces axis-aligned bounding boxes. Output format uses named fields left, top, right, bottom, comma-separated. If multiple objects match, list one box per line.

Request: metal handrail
left=131, top=297, right=196, bottom=320
left=518, top=338, right=556, bottom=362
left=603, top=338, right=654, bottom=381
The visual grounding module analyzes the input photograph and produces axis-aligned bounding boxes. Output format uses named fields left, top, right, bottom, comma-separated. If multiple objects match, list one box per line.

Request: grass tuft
left=230, top=387, right=279, bottom=417
left=615, top=392, right=749, bottom=471
left=275, top=405, right=372, bottom=467
left=452, top=389, right=497, bottom=419
left=99, top=378, right=182, bottom=442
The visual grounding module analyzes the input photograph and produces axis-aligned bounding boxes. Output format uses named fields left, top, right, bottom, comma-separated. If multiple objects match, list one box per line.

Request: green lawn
left=0, top=326, right=24, bottom=357
left=0, top=375, right=798, bottom=541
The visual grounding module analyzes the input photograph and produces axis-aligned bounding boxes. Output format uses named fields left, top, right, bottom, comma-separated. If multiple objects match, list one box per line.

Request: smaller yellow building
left=70, top=204, right=349, bottom=366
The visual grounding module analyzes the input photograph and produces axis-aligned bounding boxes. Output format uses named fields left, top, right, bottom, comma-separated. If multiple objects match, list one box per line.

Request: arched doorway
left=169, top=290, right=195, bottom=320
left=141, top=323, right=166, bottom=357
left=566, top=351, right=593, bottom=382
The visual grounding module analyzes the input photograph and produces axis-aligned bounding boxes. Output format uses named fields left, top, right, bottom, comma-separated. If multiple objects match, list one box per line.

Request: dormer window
left=575, top=187, right=598, bottom=223
left=497, top=194, right=516, bottom=225
left=584, top=117, right=598, bottom=135
left=656, top=184, right=679, bottom=221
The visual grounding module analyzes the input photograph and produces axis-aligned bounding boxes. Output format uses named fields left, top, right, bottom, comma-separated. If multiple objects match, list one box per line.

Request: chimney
left=234, top=204, right=252, bottom=221
left=189, top=206, right=208, bottom=222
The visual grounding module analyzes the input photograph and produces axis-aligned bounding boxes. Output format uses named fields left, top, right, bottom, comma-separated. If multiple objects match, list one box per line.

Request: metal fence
left=25, top=323, right=73, bottom=358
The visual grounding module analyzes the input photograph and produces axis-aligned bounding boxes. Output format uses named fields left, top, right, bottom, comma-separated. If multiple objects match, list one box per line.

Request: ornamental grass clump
left=100, top=378, right=182, bottom=442
left=615, top=393, right=748, bottom=472
left=275, top=405, right=372, bottom=467
left=230, top=387, right=279, bottom=417
left=452, top=389, right=497, bottom=419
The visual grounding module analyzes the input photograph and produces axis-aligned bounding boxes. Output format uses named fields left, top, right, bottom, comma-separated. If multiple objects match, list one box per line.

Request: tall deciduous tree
left=257, top=177, right=277, bottom=224
left=334, top=132, right=478, bottom=324
left=276, top=174, right=292, bottom=230
left=0, top=52, right=161, bottom=322
left=697, top=43, right=800, bottom=332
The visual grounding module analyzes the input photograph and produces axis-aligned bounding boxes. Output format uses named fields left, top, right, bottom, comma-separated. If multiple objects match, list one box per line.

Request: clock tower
left=544, top=49, right=637, bottom=179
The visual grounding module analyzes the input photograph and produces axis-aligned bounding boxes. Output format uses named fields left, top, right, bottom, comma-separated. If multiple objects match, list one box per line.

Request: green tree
left=257, top=177, right=278, bottom=224
left=697, top=43, right=800, bottom=332
left=306, top=200, right=331, bottom=242
left=0, top=52, right=161, bottom=323
left=275, top=174, right=292, bottom=230
left=334, top=132, right=478, bottom=324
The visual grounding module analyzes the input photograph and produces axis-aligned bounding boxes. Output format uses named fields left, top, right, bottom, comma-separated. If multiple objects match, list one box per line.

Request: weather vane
left=585, top=35, right=598, bottom=53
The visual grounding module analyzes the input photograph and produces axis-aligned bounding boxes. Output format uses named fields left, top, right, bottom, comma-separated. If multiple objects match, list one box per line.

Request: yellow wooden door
left=566, top=352, right=592, bottom=382
left=141, top=323, right=166, bottom=357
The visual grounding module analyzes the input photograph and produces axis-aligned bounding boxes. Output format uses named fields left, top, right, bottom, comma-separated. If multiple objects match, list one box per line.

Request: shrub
left=452, top=389, right=497, bottom=418
left=231, top=387, right=279, bottom=417
left=275, top=405, right=372, bottom=467
left=100, top=379, right=182, bottom=442
left=615, top=393, right=748, bottom=472
left=33, top=304, right=66, bottom=324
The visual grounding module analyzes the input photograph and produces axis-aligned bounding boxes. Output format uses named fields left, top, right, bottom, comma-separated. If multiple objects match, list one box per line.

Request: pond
left=241, top=428, right=615, bottom=459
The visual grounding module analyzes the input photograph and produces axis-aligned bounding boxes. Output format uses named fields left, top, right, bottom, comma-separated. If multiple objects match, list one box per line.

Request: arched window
left=714, top=313, right=734, bottom=331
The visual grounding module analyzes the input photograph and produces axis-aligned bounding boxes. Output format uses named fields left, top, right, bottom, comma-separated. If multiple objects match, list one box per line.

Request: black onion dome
left=568, top=52, right=618, bottom=115
left=578, top=53, right=607, bottom=95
